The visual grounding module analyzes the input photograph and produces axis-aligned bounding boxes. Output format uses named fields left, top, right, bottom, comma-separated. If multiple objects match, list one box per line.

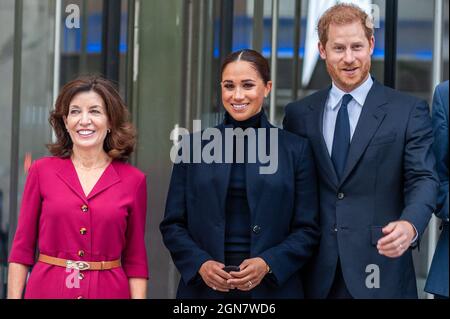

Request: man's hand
left=377, top=220, right=416, bottom=258
left=199, top=260, right=232, bottom=292
left=226, top=257, right=269, bottom=291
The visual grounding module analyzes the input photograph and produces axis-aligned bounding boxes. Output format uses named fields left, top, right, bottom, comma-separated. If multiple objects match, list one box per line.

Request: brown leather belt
left=38, top=254, right=121, bottom=271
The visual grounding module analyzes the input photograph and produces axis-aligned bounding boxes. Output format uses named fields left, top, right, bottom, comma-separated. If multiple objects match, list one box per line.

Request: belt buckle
left=66, top=260, right=90, bottom=271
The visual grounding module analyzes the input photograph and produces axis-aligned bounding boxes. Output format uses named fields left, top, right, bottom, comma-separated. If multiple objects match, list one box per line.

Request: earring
left=107, top=129, right=111, bottom=133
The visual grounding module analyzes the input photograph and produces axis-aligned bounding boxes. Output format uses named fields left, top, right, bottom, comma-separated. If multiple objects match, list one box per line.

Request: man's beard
left=326, top=61, right=371, bottom=91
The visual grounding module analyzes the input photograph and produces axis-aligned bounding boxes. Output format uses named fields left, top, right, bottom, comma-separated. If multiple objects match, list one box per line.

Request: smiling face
left=63, top=90, right=110, bottom=153
left=319, top=21, right=374, bottom=92
left=221, top=61, right=272, bottom=121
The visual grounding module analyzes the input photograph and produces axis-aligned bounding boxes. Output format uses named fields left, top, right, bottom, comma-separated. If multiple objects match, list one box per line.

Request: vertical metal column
left=432, top=0, right=444, bottom=87
left=384, top=0, right=398, bottom=88
left=217, top=0, right=234, bottom=113
left=102, top=0, right=121, bottom=83
left=53, top=0, right=62, bottom=109
left=79, top=0, right=89, bottom=74
left=219, top=0, right=234, bottom=64
left=252, top=0, right=264, bottom=52
left=127, top=0, right=138, bottom=166
left=125, top=0, right=135, bottom=108
left=269, top=0, right=279, bottom=123
left=7, top=0, right=23, bottom=260
left=52, top=0, right=62, bottom=144
left=196, top=0, right=207, bottom=120
left=0, top=188, right=4, bottom=297
left=426, top=0, right=444, bottom=300
left=181, top=0, right=195, bottom=129
left=292, top=0, right=302, bottom=101
left=200, top=0, right=215, bottom=126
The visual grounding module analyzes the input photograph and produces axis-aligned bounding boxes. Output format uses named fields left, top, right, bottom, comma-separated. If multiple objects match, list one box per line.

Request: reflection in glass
left=60, top=0, right=128, bottom=96
left=396, top=0, right=434, bottom=99
left=0, top=0, right=15, bottom=299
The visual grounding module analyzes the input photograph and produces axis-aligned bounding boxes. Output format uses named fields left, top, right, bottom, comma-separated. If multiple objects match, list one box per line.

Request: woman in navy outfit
left=160, top=49, right=320, bottom=299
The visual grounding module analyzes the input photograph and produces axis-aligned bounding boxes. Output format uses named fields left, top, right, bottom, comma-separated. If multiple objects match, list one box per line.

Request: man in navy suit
left=283, top=3, right=438, bottom=298
left=425, top=81, right=449, bottom=299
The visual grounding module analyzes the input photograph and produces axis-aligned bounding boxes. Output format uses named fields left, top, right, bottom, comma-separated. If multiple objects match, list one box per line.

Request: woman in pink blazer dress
left=7, top=76, right=149, bottom=299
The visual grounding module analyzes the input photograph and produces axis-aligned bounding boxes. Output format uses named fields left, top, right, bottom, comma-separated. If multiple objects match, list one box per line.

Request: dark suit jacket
left=425, top=80, right=449, bottom=297
left=283, top=79, right=438, bottom=298
left=160, top=112, right=320, bottom=298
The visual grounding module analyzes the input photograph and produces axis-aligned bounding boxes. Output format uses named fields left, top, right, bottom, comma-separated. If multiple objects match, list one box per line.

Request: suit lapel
left=56, top=158, right=88, bottom=203
left=308, top=87, right=339, bottom=187
left=87, top=162, right=121, bottom=200
left=339, top=81, right=388, bottom=185
left=55, top=158, right=121, bottom=202
left=245, top=115, right=271, bottom=219
left=213, top=123, right=232, bottom=217
left=246, top=161, right=264, bottom=220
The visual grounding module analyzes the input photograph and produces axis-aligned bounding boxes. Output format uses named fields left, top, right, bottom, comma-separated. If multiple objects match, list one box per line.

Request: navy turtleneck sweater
left=223, top=110, right=263, bottom=254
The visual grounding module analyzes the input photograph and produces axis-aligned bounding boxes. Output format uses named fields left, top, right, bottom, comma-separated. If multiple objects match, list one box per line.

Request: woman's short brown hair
left=48, top=76, right=136, bottom=161
left=317, top=3, right=374, bottom=46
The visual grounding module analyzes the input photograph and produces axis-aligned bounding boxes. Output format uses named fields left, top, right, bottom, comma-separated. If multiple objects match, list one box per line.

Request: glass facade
left=0, top=0, right=56, bottom=298
left=0, top=0, right=15, bottom=298
left=0, top=0, right=448, bottom=299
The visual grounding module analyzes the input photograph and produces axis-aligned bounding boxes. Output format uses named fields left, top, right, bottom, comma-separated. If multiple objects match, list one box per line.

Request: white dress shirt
left=323, top=75, right=374, bottom=156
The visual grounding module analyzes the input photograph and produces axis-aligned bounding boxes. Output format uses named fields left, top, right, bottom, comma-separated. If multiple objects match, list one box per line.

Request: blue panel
left=62, top=12, right=432, bottom=61
left=62, top=12, right=128, bottom=54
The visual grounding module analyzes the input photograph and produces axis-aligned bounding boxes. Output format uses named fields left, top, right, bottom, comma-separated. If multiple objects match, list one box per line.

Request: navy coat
left=160, top=112, right=320, bottom=298
left=283, top=80, right=438, bottom=298
left=425, top=81, right=449, bottom=298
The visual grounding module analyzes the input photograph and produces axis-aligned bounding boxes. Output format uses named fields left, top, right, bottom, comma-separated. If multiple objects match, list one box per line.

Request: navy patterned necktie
left=331, top=94, right=353, bottom=180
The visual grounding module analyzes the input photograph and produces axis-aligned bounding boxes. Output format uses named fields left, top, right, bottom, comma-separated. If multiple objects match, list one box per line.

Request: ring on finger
left=248, top=280, right=253, bottom=288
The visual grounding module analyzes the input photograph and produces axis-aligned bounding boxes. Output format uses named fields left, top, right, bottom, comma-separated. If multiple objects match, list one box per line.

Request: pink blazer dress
left=8, top=157, right=149, bottom=299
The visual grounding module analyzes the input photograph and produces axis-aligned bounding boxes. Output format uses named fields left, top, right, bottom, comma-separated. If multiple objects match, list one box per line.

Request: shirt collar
left=329, top=75, right=374, bottom=110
